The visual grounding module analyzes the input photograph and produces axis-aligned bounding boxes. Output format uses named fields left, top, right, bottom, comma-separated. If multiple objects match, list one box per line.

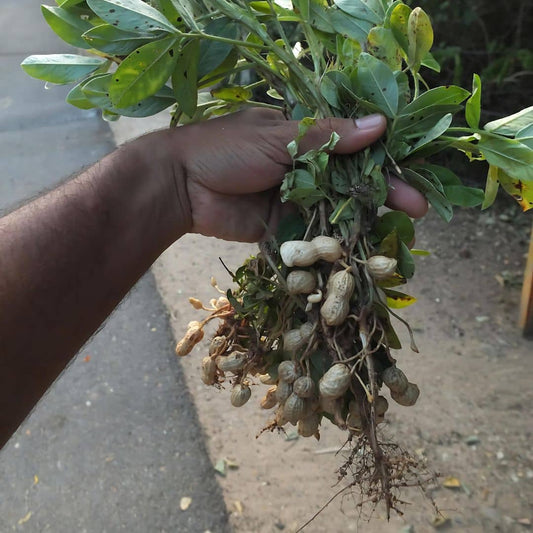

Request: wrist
left=125, top=128, right=194, bottom=243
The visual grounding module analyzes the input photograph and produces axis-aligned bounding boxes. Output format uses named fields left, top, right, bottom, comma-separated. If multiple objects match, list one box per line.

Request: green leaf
left=394, top=85, right=469, bottom=135
left=374, top=303, right=402, bottom=349
left=329, top=9, right=372, bottom=44
left=82, top=73, right=175, bottom=116
left=86, top=0, right=177, bottom=33
left=411, top=113, right=452, bottom=151
left=172, top=39, right=199, bottom=116
left=58, top=0, right=86, bottom=7
left=197, top=17, right=239, bottom=79
left=421, top=51, right=440, bottom=72
left=407, top=7, right=433, bottom=71
left=413, top=163, right=481, bottom=205
left=307, top=0, right=335, bottom=33
left=465, top=73, right=481, bottom=129
left=66, top=79, right=99, bottom=109
left=276, top=213, right=306, bottom=244
left=167, top=0, right=201, bottom=30
left=367, top=26, right=402, bottom=70
left=280, top=169, right=325, bottom=208
left=109, top=35, right=179, bottom=107
left=388, top=2, right=410, bottom=54
left=42, top=5, right=93, bottom=49
left=320, top=75, right=341, bottom=109
left=402, top=168, right=453, bottom=222
left=333, top=0, right=383, bottom=24
left=516, top=124, right=533, bottom=149
left=375, top=211, right=414, bottom=244
left=354, top=52, right=398, bottom=118
left=397, top=240, right=415, bottom=278
left=484, top=106, right=533, bottom=137
left=378, top=230, right=399, bottom=258
left=482, top=164, right=500, bottom=210
left=443, top=185, right=484, bottom=207
left=329, top=198, right=355, bottom=224
left=83, top=24, right=156, bottom=55
left=414, top=163, right=460, bottom=186
left=151, top=0, right=183, bottom=29
left=336, top=34, right=363, bottom=66
left=478, top=135, right=533, bottom=182
left=401, top=86, right=470, bottom=116
left=410, top=248, right=430, bottom=256
left=21, top=54, right=106, bottom=84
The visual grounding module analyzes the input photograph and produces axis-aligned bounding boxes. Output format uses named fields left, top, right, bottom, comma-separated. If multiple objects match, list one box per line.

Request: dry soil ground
left=113, top=118, right=532, bottom=533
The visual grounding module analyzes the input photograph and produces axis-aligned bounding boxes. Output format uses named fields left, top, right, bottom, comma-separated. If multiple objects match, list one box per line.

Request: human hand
left=167, top=108, right=427, bottom=242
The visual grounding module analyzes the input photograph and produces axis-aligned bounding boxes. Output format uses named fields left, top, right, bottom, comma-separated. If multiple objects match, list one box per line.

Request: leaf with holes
left=83, top=24, right=157, bottom=55
left=86, top=0, right=177, bottom=33
left=109, top=35, right=179, bottom=107
left=172, top=39, right=199, bottom=116
left=353, top=52, right=399, bottom=118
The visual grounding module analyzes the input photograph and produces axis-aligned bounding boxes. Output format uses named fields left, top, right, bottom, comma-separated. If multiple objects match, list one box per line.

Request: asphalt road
left=0, top=2, right=229, bottom=531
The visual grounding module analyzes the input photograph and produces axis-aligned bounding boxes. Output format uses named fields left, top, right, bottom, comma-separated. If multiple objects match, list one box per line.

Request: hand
left=166, top=108, right=428, bottom=242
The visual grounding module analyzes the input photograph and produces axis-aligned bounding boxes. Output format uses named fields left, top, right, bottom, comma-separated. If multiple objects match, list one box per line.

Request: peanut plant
left=24, top=0, right=533, bottom=518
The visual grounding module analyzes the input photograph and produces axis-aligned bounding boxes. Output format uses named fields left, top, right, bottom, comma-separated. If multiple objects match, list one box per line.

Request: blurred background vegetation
left=415, top=0, right=533, bottom=120
left=412, top=0, right=533, bottom=184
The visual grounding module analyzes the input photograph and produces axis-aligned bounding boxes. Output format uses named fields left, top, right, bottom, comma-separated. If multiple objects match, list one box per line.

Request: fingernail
left=355, top=114, right=384, bottom=130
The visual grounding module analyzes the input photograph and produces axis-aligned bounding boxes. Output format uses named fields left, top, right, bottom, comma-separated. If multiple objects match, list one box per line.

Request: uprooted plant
left=24, top=0, right=533, bottom=520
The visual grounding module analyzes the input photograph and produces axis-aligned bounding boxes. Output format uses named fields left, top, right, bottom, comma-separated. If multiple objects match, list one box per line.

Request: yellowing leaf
left=497, top=167, right=533, bottom=211
left=376, top=272, right=407, bottom=288
left=210, top=86, right=253, bottom=102
left=407, top=7, right=433, bottom=71
left=442, top=476, right=462, bottom=489
left=389, top=3, right=411, bottom=55
left=410, top=249, right=430, bottom=256
left=384, top=289, right=417, bottom=309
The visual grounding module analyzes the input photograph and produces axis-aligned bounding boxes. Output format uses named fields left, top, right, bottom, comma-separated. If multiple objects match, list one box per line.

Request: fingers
left=262, top=110, right=387, bottom=158
left=297, top=114, right=387, bottom=155
left=385, top=176, right=428, bottom=218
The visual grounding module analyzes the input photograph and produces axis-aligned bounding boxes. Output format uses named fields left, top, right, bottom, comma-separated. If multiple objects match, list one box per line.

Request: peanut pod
left=280, top=236, right=342, bottom=267
left=320, top=270, right=356, bottom=326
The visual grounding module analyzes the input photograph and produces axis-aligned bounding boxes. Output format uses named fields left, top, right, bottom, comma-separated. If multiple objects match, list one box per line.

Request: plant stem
left=244, top=100, right=284, bottom=111
left=184, top=31, right=265, bottom=49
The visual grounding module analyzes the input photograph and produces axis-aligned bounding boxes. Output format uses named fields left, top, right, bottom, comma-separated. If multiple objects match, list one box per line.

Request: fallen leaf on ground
left=443, top=476, right=462, bottom=489
left=233, top=500, right=243, bottom=515
left=431, top=514, right=450, bottom=528
left=180, top=497, right=192, bottom=511
left=18, top=512, right=32, bottom=525
left=225, top=458, right=239, bottom=469
left=214, top=459, right=227, bottom=476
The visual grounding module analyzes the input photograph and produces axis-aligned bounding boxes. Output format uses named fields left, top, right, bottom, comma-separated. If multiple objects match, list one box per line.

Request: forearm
left=0, top=130, right=188, bottom=448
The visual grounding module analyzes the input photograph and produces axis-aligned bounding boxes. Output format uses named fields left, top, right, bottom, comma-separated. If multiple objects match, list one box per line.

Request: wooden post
left=520, top=223, right=533, bottom=339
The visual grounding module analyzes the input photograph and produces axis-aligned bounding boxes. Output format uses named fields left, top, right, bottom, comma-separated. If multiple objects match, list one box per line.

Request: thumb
left=296, top=114, right=387, bottom=155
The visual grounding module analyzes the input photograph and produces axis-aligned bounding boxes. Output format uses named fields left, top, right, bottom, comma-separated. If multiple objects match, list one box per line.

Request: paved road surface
left=0, top=2, right=229, bottom=531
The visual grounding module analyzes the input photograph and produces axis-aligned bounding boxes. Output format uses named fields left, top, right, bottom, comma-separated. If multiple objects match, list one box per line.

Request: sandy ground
left=113, top=117, right=533, bottom=533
